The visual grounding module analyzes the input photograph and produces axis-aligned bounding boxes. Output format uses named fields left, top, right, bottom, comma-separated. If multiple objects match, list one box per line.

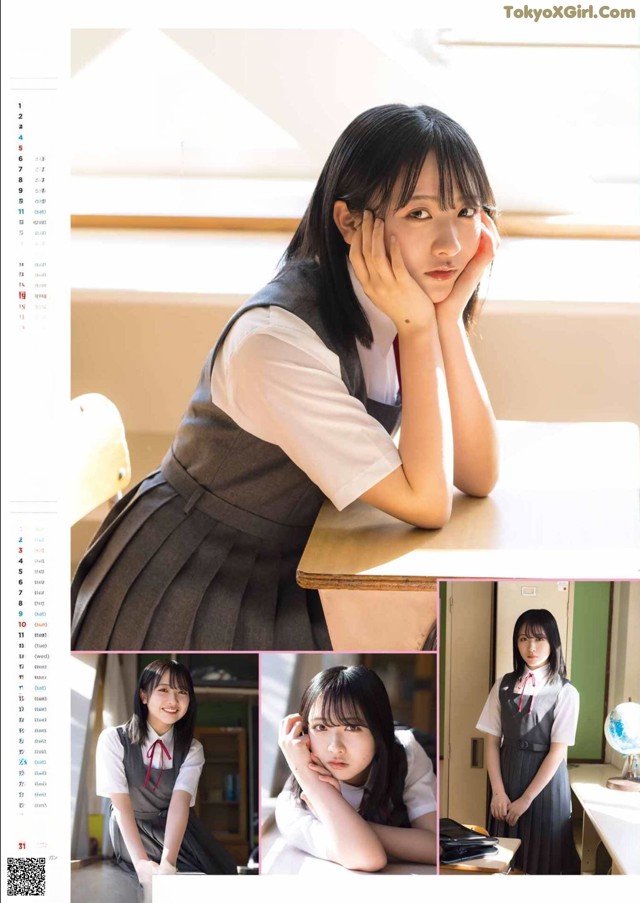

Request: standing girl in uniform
left=476, top=609, right=581, bottom=874
left=72, top=103, right=500, bottom=652
left=96, top=659, right=237, bottom=894
left=276, top=665, right=437, bottom=871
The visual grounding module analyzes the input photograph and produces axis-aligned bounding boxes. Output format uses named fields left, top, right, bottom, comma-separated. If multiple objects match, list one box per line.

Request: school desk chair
left=70, top=393, right=131, bottom=525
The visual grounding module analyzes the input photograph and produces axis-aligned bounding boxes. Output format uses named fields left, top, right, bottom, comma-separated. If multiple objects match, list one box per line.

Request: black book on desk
left=439, top=818, right=499, bottom=864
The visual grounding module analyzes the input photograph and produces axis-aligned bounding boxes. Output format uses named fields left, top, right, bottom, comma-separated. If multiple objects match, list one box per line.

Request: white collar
left=519, top=663, right=550, bottom=682
left=145, top=724, right=174, bottom=747
left=347, top=260, right=397, bottom=355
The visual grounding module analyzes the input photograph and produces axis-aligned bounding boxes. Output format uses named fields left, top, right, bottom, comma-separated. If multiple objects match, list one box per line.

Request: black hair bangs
left=142, top=659, right=193, bottom=697
left=394, top=117, right=495, bottom=214
left=160, top=661, right=193, bottom=694
left=306, top=682, right=369, bottom=730
left=518, top=619, right=549, bottom=641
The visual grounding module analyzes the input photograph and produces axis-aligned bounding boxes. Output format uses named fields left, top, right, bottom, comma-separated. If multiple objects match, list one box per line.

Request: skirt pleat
left=71, top=476, right=329, bottom=651
left=190, top=539, right=260, bottom=649
left=139, top=520, right=237, bottom=650
left=107, top=509, right=231, bottom=650
left=489, top=746, right=579, bottom=874
left=226, top=549, right=282, bottom=650
left=73, top=493, right=197, bottom=649
left=111, top=810, right=237, bottom=875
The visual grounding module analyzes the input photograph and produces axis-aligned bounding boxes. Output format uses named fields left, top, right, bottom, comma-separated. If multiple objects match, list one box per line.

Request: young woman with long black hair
left=96, top=659, right=237, bottom=892
left=72, top=103, right=499, bottom=651
left=477, top=609, right=581, bottom=874
left=276, top=665, right=437, bottom=871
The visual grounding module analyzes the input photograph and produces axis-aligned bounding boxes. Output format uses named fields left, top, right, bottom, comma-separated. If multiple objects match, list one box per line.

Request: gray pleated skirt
left=489, top=745, right=580, bottom=874
left=71, top=471, right=330, bottom=651
left=110, top=805, right=238, bottom=876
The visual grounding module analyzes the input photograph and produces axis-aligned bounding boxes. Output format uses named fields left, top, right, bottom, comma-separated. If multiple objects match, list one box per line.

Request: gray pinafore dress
left=109, top=727, right=237, bottom=876
left=71, top=263, right=401, bottom=651
left=489, top=672, right=580, bottom=874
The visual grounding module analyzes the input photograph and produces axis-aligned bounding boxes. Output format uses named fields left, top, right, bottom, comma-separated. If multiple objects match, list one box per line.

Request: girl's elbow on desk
left=454, top=467, right=499, bottom=500
left=333, top=848, right=388, bottom=873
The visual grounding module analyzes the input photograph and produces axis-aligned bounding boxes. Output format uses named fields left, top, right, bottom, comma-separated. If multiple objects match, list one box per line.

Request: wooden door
left=442, top=581, right=494, bottom=827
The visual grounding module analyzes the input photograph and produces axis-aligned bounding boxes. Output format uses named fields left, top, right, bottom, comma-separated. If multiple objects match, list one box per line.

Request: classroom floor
left=71, top=860, right=140, bottom=903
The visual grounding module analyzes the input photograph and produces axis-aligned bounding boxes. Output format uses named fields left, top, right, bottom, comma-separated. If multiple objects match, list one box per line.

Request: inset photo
left=439, top=580, right=639, bottom=876
left=261, top=653, right=437, bottom=875
left=70, top=653, right=259, bottom=901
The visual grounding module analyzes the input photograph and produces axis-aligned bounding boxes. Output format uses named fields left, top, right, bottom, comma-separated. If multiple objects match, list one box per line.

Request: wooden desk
left=298, top=421, right=640, bottom=590
left=261, top=814, right=436, bottom=876
left=439, top=837, right=521, bottom=874
left=570, top=764, right=640, bottom=875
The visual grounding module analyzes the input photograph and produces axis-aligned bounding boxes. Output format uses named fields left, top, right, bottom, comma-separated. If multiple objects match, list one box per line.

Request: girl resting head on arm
left=276, top=665, right=437, bottom=871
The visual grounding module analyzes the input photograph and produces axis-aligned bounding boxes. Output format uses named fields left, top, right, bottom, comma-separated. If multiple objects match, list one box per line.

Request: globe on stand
left=604, top=701, right=640, bottom=792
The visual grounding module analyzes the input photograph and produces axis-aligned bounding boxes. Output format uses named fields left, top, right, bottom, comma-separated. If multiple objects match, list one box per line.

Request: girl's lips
left=426, top=269, right=457, bottom=281
left=328, top=760, right=348, bottom=768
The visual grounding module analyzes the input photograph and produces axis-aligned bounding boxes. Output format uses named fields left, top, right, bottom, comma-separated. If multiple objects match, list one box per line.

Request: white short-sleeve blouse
left=96, top=725, right=204, bottom=806
left=476, top=665, right=580, bottom=745
left=211, top=264, right=402, bottom=511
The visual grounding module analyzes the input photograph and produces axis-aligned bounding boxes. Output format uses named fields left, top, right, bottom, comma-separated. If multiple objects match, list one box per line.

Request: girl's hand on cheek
left=349, top=209, right=436, bottom=334
left=278, top=713, right=312, bottom=777
left=436, top=210, right=500, bottom=324
left=308, top=754, right=341, bottom=792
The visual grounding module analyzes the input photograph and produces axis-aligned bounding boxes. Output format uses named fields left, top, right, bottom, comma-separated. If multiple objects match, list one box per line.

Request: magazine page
left=2, top=1, right=639, bottom=901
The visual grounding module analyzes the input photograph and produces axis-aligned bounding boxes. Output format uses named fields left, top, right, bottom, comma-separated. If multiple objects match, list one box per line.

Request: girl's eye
left=312, top=724, right=326, bottom=732
left=345, top=725, right=361, bottom=732
left=459, top=207, right=478, bottom=218
left=408, top=208, right=430, bottom=220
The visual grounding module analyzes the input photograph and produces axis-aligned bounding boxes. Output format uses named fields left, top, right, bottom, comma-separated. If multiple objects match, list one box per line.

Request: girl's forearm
left=485, top=735, right=506, bottom=796
left=110, top=793, right=149, bottom=865
left=161, top=790, right=191, bottom=867
left=296, top=771, right=387, bottom=871
left=362, top=321, right=454, bottom=529
left=397, top=324, right=454, bottom=522
left=520, top=743, right=567, bottom=803
left=368, top=823, right=437, bottom=864
left=436, top=314, right=499, bottom=497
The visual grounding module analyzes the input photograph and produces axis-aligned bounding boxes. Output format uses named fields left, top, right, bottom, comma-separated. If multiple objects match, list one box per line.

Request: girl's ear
left=139, top=690, right=147, bottom=706
left=333, top=200, right=362, bottom=245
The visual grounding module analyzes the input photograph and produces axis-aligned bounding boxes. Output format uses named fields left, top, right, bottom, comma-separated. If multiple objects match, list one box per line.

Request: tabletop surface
left=297, top=421, right=640, bottom=589
left=569, top=763, right=640, bottom=876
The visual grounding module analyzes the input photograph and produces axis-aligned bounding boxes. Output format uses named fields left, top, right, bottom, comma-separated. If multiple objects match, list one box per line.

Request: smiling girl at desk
left=276, top=665, right=437, bottom=871
left=72, top=103, right=499, bottom=652
left=96, top=659, right=237, bottom=895
left=477, top=609, right=581, bottom=874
